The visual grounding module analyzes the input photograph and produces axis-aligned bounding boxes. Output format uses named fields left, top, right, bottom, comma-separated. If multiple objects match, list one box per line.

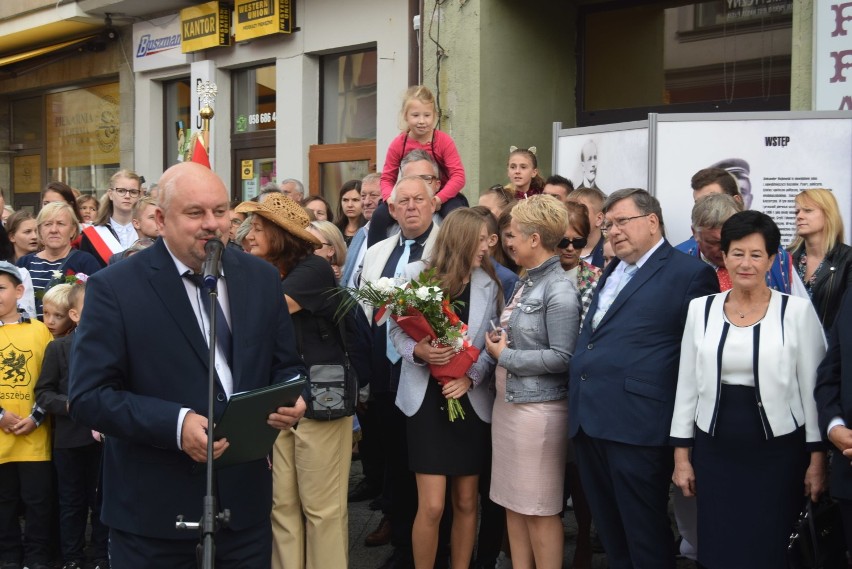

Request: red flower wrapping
left=442, top=299, right=461, bottom=326
left=391, top=308, right=479, bottom=384
left=429, top=347, right=480, bottom=384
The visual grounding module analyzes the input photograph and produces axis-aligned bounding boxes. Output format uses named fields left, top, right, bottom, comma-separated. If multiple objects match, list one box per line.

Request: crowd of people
left=0, top=83, right=849, bottom=569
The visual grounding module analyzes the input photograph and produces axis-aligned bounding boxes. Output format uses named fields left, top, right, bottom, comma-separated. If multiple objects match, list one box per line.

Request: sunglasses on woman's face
left=558, top=236, right=588, bottom=250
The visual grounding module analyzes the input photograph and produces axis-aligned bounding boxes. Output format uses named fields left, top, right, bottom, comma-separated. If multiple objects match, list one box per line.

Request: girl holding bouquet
left=388, top=208, right=502, bottom=569
left=484, top=195, right=579, bottom=569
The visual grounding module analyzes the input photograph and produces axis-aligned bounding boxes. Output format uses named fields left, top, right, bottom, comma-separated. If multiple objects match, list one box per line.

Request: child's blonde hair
left=132, top=195, right=158, bottom=220
left=67, top=281, right=86, bottom=311
left=42, top=283, right=73, bottom=314
left=400, top=85, right=437, bottom=130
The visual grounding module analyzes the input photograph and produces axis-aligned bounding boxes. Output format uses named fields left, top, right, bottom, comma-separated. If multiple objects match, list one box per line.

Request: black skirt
left=693, top=384, right=808, bottom=569
left=406, top=378, right=488, bottom=476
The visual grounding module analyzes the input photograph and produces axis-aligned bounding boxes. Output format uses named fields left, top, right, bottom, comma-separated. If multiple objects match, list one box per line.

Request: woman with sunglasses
left=559, top=201, right=602, bottom=326
left=79, top=170, right=143, bottom=267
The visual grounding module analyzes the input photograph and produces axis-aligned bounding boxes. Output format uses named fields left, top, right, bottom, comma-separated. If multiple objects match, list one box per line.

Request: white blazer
left=671, top=290, right=826, bottom=447
left=389, top=262, right=499, bottom=422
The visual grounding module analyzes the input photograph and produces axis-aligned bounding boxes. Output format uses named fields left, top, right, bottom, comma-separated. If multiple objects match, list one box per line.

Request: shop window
left=11, top=97, right=42, bottom=149
left=234, top=65, right=277, bottom=134
left=321, top=50, right=377, bottom=144
left=310, top=49, right=377, bottom=200
left=232, top=65, right=277, bottom=199
left=579, top=1, right=792, bottom=125
left=45, top=83, right=120, bottom=196
left=164, top=78, right=191, bottom=166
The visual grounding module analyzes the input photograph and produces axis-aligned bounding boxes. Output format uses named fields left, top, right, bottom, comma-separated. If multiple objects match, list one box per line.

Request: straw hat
left=235, top=193, right=321, bottom=247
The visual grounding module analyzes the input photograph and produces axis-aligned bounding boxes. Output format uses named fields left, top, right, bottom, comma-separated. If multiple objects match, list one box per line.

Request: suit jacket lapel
left=595, top=242, right=672, bottom=331
left=147, top=240, right=210, bottom=367
left=586, top=257, right=618, bottom=334
left=341, top=228, right=366, bottom=286
left=223, top=250, right=249, bottom=392
left=468, top=269, right=492, bottom=342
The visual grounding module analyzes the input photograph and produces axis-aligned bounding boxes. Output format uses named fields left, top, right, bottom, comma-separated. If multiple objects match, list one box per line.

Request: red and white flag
left=190, top=133, right=210, bottom=169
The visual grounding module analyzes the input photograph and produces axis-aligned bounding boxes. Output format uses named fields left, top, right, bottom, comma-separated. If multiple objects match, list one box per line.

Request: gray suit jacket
left=389, top=261, right=499, bottom=423
left=340, top=225, right=368, bottom=287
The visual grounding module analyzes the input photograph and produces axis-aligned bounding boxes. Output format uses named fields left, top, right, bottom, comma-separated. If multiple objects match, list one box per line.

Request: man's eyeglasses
left=111, top=187, right=141, bottom=198
left=416, top=175, right=439, bottom=183
left=601, top=213, right=651, bottom=233
left=558, top=236, right=588, bottom=250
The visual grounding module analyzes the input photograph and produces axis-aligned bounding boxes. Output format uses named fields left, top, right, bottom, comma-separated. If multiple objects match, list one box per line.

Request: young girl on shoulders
left=369, top=86, right=466, bottom=245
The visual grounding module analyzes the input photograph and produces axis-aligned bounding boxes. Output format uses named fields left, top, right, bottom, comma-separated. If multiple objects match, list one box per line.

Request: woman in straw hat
left=236, top=194, right=353, bottom=568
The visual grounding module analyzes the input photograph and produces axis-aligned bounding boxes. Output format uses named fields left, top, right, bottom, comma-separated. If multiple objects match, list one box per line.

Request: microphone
left=202, top=239, right=224, bottom=289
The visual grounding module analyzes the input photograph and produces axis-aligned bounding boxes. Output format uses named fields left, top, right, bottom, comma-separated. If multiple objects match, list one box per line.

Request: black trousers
left=53, top=444, right=108, bottom=562
left=373, top=392, right=417, bottom=549
left=475, top=424, right=505, bottom=566
left=0, top=461, right=53, bottom=564
left=573, top=430, right=675, bottom=569
left=356, top=402, right=385, bottom=493
left=109, top=520, right=271, bottom=569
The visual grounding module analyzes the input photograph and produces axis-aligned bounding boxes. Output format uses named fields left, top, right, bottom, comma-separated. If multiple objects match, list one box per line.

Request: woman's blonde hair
left=309, top=220, right=348, bottom=267
left=399, top=85, right=437, bottom=131
left=511, top=194, right=569, bottom=250
left=788, top=188, right=845, bottom=254
left=427, top=208, right=502, bottom=303
left=37, top=201, right=80, bottom=242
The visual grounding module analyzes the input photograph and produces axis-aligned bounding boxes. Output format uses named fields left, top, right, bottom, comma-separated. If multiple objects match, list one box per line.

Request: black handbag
left=788, top=496, right=847, bottom=569
left=294, top=312, right=357, bottom=421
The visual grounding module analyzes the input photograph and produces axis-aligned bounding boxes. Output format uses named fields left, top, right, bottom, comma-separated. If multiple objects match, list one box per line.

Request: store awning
left=0, top=35, right=101, bottom=68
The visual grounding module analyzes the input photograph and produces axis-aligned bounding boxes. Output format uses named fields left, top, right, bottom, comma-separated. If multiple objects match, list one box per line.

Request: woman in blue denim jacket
left=484, top=195, right=580, bottom=569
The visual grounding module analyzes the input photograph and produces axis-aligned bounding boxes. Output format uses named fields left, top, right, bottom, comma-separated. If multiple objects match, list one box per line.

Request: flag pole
left=191, top=81, right=217, bottom=168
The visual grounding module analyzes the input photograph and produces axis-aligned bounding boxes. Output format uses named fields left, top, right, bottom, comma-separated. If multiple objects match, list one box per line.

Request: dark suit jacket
left=69, top=239, right=305, bottom=539
left=34, top=333, right=95, bottom=449
left=568, top=240, right=718, bottom=447
left=815, top=291, right=852, bottom=499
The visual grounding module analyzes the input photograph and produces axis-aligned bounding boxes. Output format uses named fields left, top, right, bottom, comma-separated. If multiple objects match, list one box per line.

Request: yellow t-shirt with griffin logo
left=0, top=319, right=53, bottom=464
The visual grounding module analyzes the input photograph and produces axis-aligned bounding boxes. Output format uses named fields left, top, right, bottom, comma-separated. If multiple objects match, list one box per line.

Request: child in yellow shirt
left=0, top=261, right=54, bottom=569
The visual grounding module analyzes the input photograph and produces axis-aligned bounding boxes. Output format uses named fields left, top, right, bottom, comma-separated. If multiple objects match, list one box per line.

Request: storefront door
left=232, top=132, right=275, bottom=202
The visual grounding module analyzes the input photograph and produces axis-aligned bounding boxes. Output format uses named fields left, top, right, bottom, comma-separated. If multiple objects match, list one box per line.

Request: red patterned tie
left=716, top=267, right=732, bottom=291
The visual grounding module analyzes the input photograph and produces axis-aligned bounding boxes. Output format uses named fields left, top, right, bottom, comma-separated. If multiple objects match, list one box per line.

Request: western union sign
left=235, top=0, right=294, bottom=42
left=181, top=1, right=232, bottom=53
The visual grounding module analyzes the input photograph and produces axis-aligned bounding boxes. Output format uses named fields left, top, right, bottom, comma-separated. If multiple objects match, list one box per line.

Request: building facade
left=0, top=0, right=830, bottom=209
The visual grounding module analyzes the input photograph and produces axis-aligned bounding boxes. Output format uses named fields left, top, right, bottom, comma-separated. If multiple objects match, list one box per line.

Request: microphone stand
left=176, top=275, right=230, bottom=569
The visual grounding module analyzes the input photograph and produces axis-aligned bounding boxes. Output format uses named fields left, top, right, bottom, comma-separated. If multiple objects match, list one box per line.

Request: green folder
left=213, top=375, right=307, bottom=468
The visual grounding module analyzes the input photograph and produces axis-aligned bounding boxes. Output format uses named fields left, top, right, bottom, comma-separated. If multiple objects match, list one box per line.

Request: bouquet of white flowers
left=342, top=268, right=476, bottom=421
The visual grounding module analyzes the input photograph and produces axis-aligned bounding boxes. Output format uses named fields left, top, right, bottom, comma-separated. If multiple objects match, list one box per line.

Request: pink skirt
left=489, top=366, right=569, bottom=516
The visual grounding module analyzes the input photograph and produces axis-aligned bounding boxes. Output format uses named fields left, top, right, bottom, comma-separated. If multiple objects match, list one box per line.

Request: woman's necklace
left=733, top=304, right=758, bottom=319
left=730, top=289, right=771, bottom=319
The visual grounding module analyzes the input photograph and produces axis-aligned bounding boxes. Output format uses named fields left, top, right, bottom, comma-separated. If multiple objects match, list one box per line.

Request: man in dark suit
left=69, top=162, right=306, bottom=568
left=815, top=292, right=852, bottom=550
left=569, top=188, right=718, bottom=569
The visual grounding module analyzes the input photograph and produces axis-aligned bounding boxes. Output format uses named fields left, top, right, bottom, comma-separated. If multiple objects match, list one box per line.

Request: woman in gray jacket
left=484, top=195, right=579, bottom=569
